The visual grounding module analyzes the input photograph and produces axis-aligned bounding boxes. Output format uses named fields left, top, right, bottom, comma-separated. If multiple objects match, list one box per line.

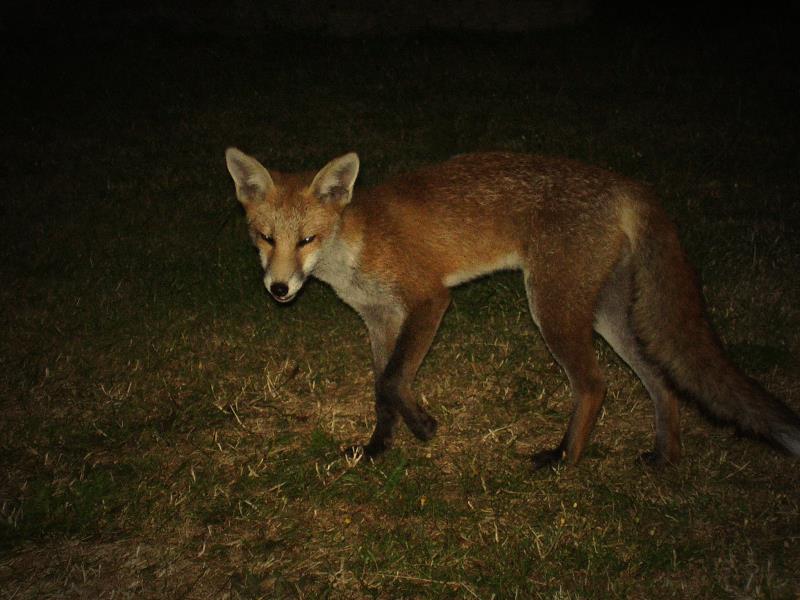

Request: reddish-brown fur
left=226, top=149, right=800, bottom=467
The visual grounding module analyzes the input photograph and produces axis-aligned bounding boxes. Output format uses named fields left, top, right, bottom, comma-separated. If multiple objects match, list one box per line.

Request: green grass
left=2, top=15, right=800, bottom=599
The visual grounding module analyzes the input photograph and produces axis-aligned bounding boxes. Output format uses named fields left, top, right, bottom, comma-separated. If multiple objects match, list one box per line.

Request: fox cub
left=225, top=148, right=800, bottom=467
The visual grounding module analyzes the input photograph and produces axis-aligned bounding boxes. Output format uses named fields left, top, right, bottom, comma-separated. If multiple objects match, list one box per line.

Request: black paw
left=639, top=450, right=674, bottom=468
left=345, top=439, right=388, bottom=462
left=406, top=411, right=438, bottom=442
left=531, top=446, right=565, bottom=471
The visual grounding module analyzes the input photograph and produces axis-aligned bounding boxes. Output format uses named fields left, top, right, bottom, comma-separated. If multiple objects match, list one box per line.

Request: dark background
left=2, top=1, right=800, bottom=597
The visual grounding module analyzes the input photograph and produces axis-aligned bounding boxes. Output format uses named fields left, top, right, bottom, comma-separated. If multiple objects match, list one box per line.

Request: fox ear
left=310, top=152, right=360, bottom=207
left=225, top=147, right=275, bottom=205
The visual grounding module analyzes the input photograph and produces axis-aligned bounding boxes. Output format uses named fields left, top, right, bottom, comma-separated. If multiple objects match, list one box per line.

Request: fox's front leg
left=351, top=307, right=403, bottom=459
left=353, top=291, right=451, bottom=459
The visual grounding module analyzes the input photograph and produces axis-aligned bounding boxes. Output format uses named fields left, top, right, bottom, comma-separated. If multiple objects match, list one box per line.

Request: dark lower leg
left=531, top=385, right=605, bottom=470
left=642, top=392, right=681, bottom=466
left=362, top=400, right=399, bottom=457
left=354, top=290, right=450, bottom=458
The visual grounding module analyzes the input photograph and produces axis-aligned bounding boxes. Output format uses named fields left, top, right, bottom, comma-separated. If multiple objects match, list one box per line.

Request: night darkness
left=2, top=2, right=800, bottom=597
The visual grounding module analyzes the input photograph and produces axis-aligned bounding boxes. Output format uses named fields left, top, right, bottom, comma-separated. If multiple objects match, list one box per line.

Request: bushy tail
left=630, top=206, right=800, bottom=455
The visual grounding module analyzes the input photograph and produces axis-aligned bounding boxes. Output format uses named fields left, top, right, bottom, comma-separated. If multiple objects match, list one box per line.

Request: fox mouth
left=272, top=292, right=296, bottom=303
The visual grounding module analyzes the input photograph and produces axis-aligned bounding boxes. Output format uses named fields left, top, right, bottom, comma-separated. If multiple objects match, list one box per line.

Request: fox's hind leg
left=594, top=251, right=682, bottom=465
left=524, top=272, right=607, bottom=468
left=354, top=290, right=450, bottom=459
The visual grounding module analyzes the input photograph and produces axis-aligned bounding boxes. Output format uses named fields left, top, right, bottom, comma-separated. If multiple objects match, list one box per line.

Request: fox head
left=225, top=148, right=359, bottom=303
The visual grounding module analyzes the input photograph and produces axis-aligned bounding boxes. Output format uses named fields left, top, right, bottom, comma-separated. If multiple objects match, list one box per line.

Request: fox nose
left=270, top=282, right=290, bottom=299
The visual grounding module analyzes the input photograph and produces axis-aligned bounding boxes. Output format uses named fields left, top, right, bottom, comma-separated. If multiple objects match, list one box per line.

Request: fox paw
left=531, top=446, right=566, bottom=470
left=406, top=411, right=438, bottom=442
left=639, top=450, right=677, bottom=468
left=345, top=439, right=389, bottom=462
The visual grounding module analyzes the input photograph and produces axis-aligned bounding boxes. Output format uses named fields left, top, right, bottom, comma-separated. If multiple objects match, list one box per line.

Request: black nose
left=270, top=282, right=289, bottom=298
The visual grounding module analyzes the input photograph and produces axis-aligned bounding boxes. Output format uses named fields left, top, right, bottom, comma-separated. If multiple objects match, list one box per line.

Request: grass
left=2, top=12, right=800, bottom=599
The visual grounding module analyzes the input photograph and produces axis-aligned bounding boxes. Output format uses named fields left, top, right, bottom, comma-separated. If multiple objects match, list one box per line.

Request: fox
left=225, top=147, right=800, bottom=468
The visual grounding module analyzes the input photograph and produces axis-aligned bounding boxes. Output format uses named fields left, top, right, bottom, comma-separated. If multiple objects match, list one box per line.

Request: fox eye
left=259, top=233, right=275, bottom=246
left=297, top=235, right=316, bottom=247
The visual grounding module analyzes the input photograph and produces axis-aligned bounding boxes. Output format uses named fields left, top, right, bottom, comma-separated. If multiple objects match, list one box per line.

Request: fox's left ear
left=310, top=152, right=360, bottom=207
